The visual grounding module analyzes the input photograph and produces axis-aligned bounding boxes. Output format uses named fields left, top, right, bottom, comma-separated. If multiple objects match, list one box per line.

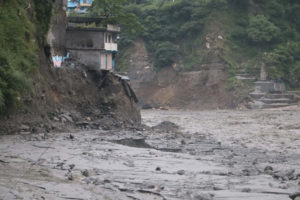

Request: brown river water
left=0, top=109, right=299, bottom=200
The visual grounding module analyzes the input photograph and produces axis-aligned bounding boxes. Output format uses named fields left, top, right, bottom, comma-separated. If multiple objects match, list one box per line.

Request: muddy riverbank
left=0, top=108, right=300, bottom=200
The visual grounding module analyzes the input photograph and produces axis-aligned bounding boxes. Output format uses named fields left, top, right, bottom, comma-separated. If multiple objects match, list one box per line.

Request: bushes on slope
left=0, top=0, right=52, bottom=114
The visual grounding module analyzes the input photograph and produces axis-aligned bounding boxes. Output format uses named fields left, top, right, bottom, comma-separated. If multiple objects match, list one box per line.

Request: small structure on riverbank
left=65, top=17, right=120, bottom=71
left=235, top=65, right=300, bottom=109
left=248, top=65, right=300, bottom=109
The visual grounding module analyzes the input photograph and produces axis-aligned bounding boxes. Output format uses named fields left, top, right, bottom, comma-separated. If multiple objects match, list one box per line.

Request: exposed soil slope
left=124, top=39, right=244, bottom=109
left=0, top=54, right=141, bottom=134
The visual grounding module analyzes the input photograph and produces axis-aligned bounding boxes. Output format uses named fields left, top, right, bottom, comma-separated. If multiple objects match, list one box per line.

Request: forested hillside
left=0, top=0, right=52, bottom=114
left=117, top=0, right=300, bottom=89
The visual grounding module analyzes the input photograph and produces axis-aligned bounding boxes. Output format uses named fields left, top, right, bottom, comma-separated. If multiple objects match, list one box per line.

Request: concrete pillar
left=260, top=63, right=267, bottom=81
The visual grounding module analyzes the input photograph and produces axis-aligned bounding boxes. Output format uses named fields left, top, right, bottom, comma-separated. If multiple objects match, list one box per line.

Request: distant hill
left=117, top=0, right=300, bottom=89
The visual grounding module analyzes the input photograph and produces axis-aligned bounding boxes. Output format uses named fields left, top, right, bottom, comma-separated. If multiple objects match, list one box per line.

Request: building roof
left=67, top=0, right=94, bottom=11
left=81, top=0, right=94, bottom=4
left=68, top=1, right=78, bottom=8
left=66, top=26, right=120, bottom=33
left=79, top=3, right=92, bottom=7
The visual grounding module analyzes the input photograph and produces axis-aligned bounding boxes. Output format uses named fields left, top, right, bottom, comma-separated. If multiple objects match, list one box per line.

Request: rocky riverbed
left=0, top=108, right=300, bottom=200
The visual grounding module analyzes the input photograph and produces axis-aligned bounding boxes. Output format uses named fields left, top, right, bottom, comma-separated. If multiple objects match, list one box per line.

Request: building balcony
left=107, top=24, right=120, bottom=32
left=104, top=43, right=118, bottom=51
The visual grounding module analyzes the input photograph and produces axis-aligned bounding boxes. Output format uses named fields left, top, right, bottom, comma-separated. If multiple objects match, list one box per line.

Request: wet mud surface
left=0, top=109, right=300, bottom=200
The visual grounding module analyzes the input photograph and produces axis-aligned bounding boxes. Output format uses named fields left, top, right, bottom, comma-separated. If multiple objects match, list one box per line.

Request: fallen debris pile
left=152, top=121, right=180, bottom=133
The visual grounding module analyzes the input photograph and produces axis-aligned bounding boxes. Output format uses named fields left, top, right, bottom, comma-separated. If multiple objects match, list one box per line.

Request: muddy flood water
left=0, top=109, right=300, bottom=200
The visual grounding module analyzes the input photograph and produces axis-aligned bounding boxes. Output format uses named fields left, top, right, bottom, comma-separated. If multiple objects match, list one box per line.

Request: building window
left=105, top=33, right=112, bottom=43
left=86, top=39, right=93, bottom=47
left=79, top=40, right=85, bottom=47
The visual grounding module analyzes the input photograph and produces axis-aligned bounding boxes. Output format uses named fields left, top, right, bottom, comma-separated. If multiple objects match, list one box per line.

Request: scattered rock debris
left=152, top=121, right=180, bottom=132
left=0, top=109, right=299, bottom=199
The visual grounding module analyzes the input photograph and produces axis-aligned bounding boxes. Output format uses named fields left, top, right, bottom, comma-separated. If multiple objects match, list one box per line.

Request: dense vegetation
left=117, top=0, right=300, bottom=89
left=0, top=0, right=52, bottom=114
left=69, top=0, right=144, bottom=47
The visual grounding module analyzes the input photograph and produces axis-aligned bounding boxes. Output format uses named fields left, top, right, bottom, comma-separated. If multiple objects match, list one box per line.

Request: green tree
left=90, top=0, right=126, bottom=19
left=89, top=0, right=144, bottom=37
left=154, top=42, right=178, bottom=68
left=247, top=15, right=280, bottom=44
left=178, top=20, right=203, bottom=38
left=228, top=0, right=249, bottom=9
left=264, top=42, right=300, bottom=87
left=286, top=4, right=300, bottom=30
left=33, top=0, right=53, bottom=45
left=90, top=1, right=141, bottom=26
left=0, top=50, right=30, bottom=112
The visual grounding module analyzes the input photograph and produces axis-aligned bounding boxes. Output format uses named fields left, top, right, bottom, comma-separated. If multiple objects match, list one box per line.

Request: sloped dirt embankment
left=124, top=39, right=246, bottom=110
left=0, top=54, right=141, bottom=134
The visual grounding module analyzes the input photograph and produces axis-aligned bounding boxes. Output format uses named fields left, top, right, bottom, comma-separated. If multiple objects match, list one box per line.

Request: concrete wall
left=104, top=43, right=118, bottom=51
left=66, top=29, right=105, bottom=50
left=254, top=81, right=286, bottom=93
left=69, top=50, right=114, bottom=70
left=69, top=50, right=101, bottom=69
left=99, top=52, right=113, bottom=70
